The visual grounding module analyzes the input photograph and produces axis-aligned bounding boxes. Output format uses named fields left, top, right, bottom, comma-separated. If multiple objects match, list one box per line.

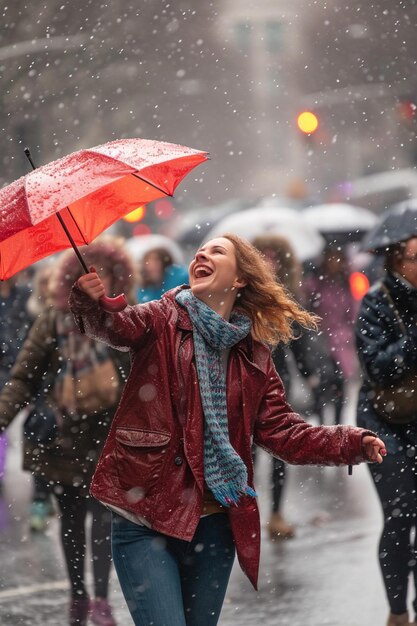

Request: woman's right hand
left=77, top=266, right=106, bottom=301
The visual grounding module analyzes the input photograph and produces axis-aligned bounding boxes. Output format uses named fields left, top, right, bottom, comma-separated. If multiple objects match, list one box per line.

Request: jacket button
left=174, top=456, right=183, bottom=466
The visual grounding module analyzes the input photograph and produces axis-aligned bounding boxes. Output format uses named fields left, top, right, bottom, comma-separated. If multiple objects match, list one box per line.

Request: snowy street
left=0, top=407, right=389, bottom=626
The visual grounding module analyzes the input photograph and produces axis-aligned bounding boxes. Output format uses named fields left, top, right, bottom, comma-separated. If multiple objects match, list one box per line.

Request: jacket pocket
left=115, top=427, right=171, bottom=496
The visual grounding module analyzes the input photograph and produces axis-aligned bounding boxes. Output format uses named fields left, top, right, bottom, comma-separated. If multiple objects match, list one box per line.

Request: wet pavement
left=0, top=409, right=393, bottom=625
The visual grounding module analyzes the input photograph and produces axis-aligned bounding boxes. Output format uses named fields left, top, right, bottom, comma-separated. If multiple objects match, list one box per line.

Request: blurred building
left=217, top=0, right=306, bottom=196
left=0, top=0, right=416, bottom=217
left=217, top=0, right=417, bottom=205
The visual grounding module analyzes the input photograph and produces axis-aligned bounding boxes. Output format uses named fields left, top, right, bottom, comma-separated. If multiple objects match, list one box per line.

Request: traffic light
left=123, top=205, right=146, bottom=223
left=397, top=98, right=417, bottom=165
left=296, top=111, right=319, bottom=136
left=154, top=198, right=174, bottom=220
left=349, top=271, right=370, bottom=301
left=397, top=100, right=416, bottom=125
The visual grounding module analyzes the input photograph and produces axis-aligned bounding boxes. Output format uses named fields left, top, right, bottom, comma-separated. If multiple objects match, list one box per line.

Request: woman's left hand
left=362, top=435, right=387, bottom=463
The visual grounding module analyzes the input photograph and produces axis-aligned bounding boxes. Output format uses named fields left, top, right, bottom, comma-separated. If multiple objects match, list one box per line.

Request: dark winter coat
left=355, top=270, right=417, bottom=450
left=0, top=240, right=135, bottom=487
left=0, top=307, right=129, bottom=486
left=69, top=284, right=374, bottom=589
left=272, top=325, right=336, bottom=398
left=0, top=284, right=32, bottom=389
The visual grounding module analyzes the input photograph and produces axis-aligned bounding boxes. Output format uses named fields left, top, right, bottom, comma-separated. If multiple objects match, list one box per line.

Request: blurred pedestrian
left=25, top=263, right=56, bottom=532
left=0, top=275, right=31, bottom=492
left=0, top=237, right=136, bottom=626
left=252, top=234, right=337, bottom=539
left=356, top=236, right=417, bottom=626
left=137, top=246, right=189, bottom=303
left=305, top=245, right=358, bottom=424
left=71, top=233, right=386, bottom=626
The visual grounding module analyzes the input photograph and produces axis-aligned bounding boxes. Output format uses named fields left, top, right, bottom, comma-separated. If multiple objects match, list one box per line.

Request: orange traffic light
left=297, top=111, right=319, bottom=135
left=123, top=205, right=146, bottom=223
left=349, top=271, right=370, bottom=301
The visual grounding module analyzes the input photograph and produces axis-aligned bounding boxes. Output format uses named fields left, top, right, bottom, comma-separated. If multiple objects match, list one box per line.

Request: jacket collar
left=384, top=270, right=417, bottom=314
left=163, top=286, right=254, bottom=357
left=163, top=285, right=193, bottom=331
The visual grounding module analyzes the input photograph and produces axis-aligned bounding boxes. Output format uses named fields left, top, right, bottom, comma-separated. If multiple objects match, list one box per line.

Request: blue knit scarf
left=176, top=289, right=257, bottom=507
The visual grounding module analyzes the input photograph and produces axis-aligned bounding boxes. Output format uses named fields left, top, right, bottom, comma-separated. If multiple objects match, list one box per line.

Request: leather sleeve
left=253, top=359, right=372, bottom=466
left=69, top=285, right=167, bottom=352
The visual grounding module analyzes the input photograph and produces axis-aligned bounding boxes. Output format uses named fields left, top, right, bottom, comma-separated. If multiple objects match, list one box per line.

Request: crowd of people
left=0, top=219, right=414, bottom=626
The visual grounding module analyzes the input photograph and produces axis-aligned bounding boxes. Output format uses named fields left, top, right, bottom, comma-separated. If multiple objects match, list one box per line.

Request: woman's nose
left=195, top=249, right=209, bottom=263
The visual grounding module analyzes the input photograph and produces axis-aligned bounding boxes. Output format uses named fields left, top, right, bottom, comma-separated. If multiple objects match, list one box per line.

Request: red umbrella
left=0, top=138, right=207, bottom=310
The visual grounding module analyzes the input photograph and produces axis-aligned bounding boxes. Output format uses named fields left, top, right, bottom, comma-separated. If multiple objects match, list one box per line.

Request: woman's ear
left=233, top=276, right=247, bottom=289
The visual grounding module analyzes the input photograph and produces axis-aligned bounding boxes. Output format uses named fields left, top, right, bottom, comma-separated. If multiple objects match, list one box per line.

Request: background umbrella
left=125, top=233, right=185, bottom=265
left=204, top=206, right=325, bottom=261
left=360, top=201, right=417, bottom=252
left=0, top=138, right=207, bottom=310
left=302, top=203, right=378, bottom=244
left=172, top=197, right=260, bottom=252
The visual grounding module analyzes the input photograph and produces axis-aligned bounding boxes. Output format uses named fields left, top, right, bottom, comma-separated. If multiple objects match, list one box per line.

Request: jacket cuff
left=69, top=284, right=100, bottom=312
left=358, top=429, right=378, bottom=463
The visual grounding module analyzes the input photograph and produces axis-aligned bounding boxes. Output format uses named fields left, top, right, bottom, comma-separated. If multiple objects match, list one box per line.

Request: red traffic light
left=398, top=100, right=416, bottom=121
left=349, top=271, right=370, bottom=301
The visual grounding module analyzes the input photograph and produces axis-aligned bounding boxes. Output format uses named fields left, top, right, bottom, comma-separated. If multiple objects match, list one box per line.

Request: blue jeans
left=111, top=512, right=235, bottom=626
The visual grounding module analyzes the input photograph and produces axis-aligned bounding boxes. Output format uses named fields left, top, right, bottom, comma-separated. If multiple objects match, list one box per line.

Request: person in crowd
left=137, top=246, right=189, bottom=303
left=0, top=237, right=136, bottom=626
left=356, top=236, right=417, bottom=626
left=70, top=233, right=386, bottom=626
left=252, top=234, right=337, bottom=539
left=305, top=245, right=359, bottom=424
left=25, top=263, right=56, bottom=532
left=0, top=275, right=32, bottom=492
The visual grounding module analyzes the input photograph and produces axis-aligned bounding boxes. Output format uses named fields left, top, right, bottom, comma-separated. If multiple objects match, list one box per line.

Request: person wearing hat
left=251, top=234, right=336, bottom=540
left=0, top=236, right=136, bottom=626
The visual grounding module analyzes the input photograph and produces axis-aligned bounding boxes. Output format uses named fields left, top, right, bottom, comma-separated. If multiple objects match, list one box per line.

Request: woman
left=137, top=246, right=189, bottom=303
left=71, top=234, right=386, bottom=626
left=0, top=237, right=136, bottom=626
left=25, top=263, right=56, bottom=532
left=356, top=236, right=417, bottom=626
left=0, top=275, right=31, bottom=492
left=252, top=234, right=336, bottom=539
left=305, top=245, right=359, bottom=424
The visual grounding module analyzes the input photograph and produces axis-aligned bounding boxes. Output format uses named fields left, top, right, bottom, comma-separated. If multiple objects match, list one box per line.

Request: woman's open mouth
left=194, top=265, right=213, bottom=279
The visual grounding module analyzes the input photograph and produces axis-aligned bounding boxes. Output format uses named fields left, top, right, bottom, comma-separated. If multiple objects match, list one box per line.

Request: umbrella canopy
left=173, top=197, right=260, bottom=249
left=204, top=207, right=325, bottom=261
left=361, top=201, right=417, bottom=252
left=125, top=233, right=185, bottom=265
left=302, top=203, right=378, bottom=243
left=0, top=138, right=207, bottom=280
left=388, top=197, right=417, bottom=213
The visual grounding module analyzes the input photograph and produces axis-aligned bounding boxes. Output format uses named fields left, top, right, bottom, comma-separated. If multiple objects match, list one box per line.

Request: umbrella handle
left=99, top=294, right=128, bottom=313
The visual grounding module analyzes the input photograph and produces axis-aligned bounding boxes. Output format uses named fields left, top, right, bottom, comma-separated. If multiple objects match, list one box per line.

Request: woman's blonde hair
left=223, top=233, right=319, bottom=345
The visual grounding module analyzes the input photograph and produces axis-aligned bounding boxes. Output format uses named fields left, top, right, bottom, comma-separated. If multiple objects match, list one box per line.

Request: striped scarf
left=176, top=289, right=257, bottom=507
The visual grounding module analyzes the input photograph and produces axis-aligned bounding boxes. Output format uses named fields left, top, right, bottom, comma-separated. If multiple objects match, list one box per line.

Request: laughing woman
left=70, top=233, right=386, bottom=626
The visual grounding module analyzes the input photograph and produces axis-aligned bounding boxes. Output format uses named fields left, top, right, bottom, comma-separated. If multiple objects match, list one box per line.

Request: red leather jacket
left=70, top=285, right=372, bottom=589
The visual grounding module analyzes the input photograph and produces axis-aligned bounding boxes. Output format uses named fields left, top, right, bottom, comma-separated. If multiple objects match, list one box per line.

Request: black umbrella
left=360, top=201, right=417, bottom=252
